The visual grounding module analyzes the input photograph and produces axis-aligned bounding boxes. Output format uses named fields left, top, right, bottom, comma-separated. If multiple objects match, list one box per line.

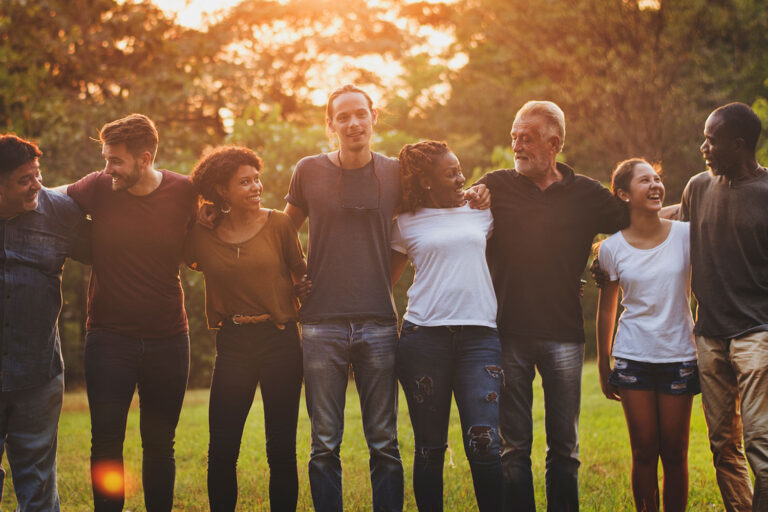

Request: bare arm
left=391, top=250, right=409, bottom=286
left=659, top=203, right=680, bottom=220
left=284, top=203, right=307, bottom=230
left=596, top=280, right=621, bottom=401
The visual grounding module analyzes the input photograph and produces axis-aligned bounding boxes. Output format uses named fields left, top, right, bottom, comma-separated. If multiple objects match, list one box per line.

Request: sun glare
left=153, top=0, right=243, bottom=28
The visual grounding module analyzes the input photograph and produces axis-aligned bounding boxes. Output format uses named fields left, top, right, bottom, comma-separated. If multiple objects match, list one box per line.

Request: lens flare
left=92, top=461, right=125, bottom=497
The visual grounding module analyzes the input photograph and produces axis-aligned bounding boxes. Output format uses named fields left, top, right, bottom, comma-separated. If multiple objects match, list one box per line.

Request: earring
left=624, top=198, right=630, bottom=203
left=220, top=202, right=232, bottom=214
left=426, top=186, right=431, bottom=190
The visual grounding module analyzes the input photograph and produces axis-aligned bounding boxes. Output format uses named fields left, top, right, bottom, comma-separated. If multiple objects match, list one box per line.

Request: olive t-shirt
left=680, top=169, right=768, bottom=338
left=68, top=170, right=197, bottom=338
left=285, top=152, right=400, bottom=322
left=185, top=210, right=305, bottom=328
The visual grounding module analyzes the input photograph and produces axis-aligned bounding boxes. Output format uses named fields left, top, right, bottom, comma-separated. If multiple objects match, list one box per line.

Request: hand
left=590, top=258, right=609, bottom=289
left=465, top=184, right=491, bottom=210
left=197, top=203, right=218, bottom=229
left=599, top=363, right=621, bottom=401
left=294, top=275, right=312, bottom=300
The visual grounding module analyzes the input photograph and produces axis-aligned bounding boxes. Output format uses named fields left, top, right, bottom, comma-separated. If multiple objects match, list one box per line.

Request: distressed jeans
left=207, top=322, right=303, bottom=512
left=696, top=331, right=768, bottom=512
left=499, top=337, right=584, bottom=512
left=397, top=321, right=504, bottom=511
left=0, top=372, right=63, bottom=511
left=85, top=330, right=190, bottom=512
left=301, top=318, right=403, bottom=512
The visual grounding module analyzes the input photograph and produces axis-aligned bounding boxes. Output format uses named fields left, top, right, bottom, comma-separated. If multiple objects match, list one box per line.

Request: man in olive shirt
left=680, top=102, right=768, bottom=512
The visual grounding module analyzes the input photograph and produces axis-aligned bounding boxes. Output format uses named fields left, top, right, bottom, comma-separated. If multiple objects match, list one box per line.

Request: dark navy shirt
left=478, top=163, right=627, bottom=342
left=0, top=188, right=88, bottom=391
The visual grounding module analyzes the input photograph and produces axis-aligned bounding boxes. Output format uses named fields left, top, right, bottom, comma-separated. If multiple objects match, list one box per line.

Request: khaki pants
left=697, top=331, right=768, bottom=512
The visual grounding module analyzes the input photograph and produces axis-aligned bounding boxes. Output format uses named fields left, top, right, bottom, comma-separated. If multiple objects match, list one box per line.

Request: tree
left=398, top=0, right=768, bottom=197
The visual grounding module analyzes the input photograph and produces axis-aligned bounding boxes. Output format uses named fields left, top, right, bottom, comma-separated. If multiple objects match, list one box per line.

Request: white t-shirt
left=391, top=204, right=497, bottom=327
left=599, top=220, right=696, bottom=362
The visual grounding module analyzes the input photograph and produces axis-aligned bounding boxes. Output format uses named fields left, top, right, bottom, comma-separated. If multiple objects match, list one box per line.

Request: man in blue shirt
left=0, top=134, right=88, bottom=511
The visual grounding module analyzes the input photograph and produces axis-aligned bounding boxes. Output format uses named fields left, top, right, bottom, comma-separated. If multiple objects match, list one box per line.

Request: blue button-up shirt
left=0, top=188, right=88, bottom=391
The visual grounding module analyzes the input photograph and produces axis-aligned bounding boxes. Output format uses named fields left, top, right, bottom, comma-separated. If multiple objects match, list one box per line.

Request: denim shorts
left=608, top=357, right=701, bottom=395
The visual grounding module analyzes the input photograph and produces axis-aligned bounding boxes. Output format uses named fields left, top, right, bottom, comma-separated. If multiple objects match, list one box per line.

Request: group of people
left=0, top=81, right=765, bottom=512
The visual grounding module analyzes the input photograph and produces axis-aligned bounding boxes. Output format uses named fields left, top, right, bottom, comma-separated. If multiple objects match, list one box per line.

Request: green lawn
left=2, top=361, right=724, bottom=511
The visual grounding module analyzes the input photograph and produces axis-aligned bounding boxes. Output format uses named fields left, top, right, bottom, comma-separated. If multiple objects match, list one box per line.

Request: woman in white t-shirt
left=596, top=158, right=700, bottom=512
left=391, top=140, right=502, bottom=511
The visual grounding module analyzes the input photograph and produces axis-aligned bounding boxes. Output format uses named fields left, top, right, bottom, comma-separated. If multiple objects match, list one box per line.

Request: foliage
left=4, top=0, right=768, bottom=387
left=398, top=0, right=768, bottom=199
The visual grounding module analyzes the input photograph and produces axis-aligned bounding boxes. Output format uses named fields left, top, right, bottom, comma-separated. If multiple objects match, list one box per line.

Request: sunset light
left=92, top=461, right=130, bottom=498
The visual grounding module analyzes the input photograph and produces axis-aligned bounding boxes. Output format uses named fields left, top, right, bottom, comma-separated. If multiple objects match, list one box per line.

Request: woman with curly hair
left=391, top=140, right=503, bottom=511
left=186, top=146, right=307, bottom=511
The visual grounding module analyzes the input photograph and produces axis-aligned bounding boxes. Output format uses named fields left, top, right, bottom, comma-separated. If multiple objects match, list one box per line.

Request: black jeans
left=84, top=330, right=190, bottom=512
left=208, top=322, right=303, bottom=512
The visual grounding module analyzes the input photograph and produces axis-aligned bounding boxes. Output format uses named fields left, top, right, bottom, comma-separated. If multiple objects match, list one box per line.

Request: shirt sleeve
left=390, top=217, right=407, bottom=254
left=598, top=238, right=619, bottom=282
left=679, top=179, right=692, bottom=222
left=592, top=181, right=629, bottom=234
left=66, top=171, right=103, bottom=215
left=284, top=159, right=308, bottom=215
left=280, top=215, right=306, bottom=275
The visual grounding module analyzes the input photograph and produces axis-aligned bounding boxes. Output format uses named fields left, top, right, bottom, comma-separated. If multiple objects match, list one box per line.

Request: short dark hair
left=100, top=113, right=159, bottom=161
left=398, top=140, right=451, bottom=213
left=711, top=102, right=762, bottom=153
left=190, top=146, right=263, bottom=208
left=0, top=134, right=42, bottom=177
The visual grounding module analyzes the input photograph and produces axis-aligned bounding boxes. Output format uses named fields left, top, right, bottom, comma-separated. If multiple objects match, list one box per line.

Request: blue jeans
left=397, top=321, right=504, bottom=512
left=499, top=338, right=584, bottom=512
left=207, top=322, right=303, bottom=512
left=0, top=373, right=63, bottom=511
left=85, top=331, right=190, bottom=512
left=301, top=319, right=403, bottom=512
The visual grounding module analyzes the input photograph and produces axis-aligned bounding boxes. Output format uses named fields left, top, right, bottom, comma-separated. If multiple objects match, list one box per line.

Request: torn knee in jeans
left=485, top=391, right=498, bottom=402
left=485, top=365, right=504, bottom=387
left=468, top=425, right=494, bottom=453
left=415, top=445, right=446, bottom=463
left=413, top=375, right=433, bottom=403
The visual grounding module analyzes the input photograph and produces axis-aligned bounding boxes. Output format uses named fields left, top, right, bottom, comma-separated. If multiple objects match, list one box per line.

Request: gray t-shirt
left=680, top=169, right=768, bottom=338
left=286, top=152, right=399, bottom=322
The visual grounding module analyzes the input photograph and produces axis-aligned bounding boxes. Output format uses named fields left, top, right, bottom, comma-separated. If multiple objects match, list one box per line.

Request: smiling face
left=617, top=162, right=665, bottom=213
left=327, top=92, right=377, bottom=153
left=422, top=151, right=466, bottom=208
left=218, top=164, right=263, bottom=212
left=102, top=143, right=144, bottom=191
left=0, top=158, right=43, bottom=217
left=700, top=113, right=739, bottom=176
left=510, top=114, right=559, bottom=178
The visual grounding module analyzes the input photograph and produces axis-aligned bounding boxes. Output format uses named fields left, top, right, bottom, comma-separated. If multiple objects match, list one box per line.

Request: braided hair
left=398, top=140, right=450, bottom=214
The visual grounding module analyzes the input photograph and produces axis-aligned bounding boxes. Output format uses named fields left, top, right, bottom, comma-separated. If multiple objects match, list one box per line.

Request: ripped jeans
left=397, top=320, right=503, bottom=511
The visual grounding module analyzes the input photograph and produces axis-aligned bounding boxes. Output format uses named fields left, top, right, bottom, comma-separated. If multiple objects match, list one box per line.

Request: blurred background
left=3, top=0, right=767, bottom=387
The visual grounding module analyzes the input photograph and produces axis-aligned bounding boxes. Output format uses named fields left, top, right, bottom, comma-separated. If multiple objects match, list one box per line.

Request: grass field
left=2, top=361, right=726, bottom=511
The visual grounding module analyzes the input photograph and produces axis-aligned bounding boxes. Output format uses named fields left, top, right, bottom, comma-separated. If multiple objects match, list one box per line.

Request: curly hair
left=398, top=140, right=450, bottom=214
left=190, top=146, right=263, bottom=208
left=0, top=134, right=42, bottom=177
